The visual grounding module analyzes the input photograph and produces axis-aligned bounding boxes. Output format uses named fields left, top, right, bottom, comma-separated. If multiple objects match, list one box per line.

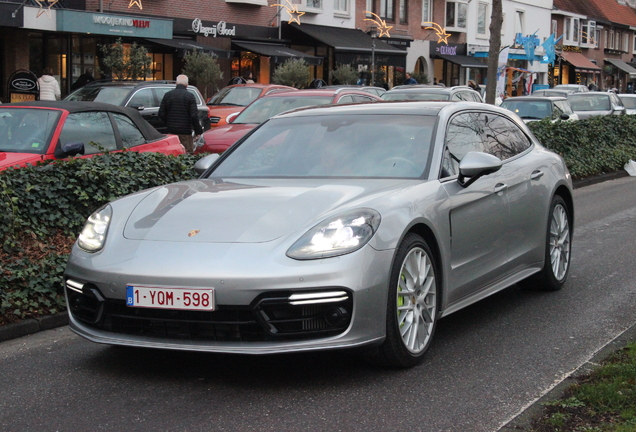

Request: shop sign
left=8, top=70, right=39, bottom=103
left=430, top=42, right=467, bottom=56
left=57, top=10, right=172, bottom=39
left=514, top=33, right=541, bottom=49
left=192, top=18, right=236, bottom=37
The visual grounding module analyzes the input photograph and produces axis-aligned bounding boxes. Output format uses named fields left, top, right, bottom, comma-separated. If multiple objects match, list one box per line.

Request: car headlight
left=78, top=205, right=112, bottom=252
left=287, top=209, right=381, bottom=260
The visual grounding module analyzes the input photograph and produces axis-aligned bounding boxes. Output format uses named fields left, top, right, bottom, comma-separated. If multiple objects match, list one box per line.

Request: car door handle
left=494, top=183, right=507, bottom=193
left=531, top=170, right=544, bottom=180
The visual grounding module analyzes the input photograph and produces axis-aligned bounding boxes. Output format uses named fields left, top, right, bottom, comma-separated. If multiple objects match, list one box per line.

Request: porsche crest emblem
left=188, top=230, right=201, bottom=237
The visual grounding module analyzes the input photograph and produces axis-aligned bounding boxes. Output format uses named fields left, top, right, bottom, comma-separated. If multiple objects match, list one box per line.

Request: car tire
left=375, top=233, right=439, bottom=368
left=520, top=195, right=572, bottom=291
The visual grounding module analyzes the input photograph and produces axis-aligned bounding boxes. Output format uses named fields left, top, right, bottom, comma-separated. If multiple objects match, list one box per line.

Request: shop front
left=603, top=58, right=636, bottom=92
left=431, top=42, right=486, bottom=87
left=556, top=50, right=600, bottom=88
left=283, top=23, right=407, bottom=88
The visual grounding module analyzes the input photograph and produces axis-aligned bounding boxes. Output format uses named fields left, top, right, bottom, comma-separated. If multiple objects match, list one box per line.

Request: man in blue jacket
left=404, top=73, right=417, bottom=85
left=159, top=74, right=203, bottom=154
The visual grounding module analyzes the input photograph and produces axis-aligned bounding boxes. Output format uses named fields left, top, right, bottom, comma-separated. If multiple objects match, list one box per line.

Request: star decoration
left=35, top=0, right=58, bottom=20
left=128, top=0, right=143, bottom=10
left=272, top=0, right=305, bottom=25
left=364, top=11, right=393, bottom=38
left=423, top=22, right=451, bottom=44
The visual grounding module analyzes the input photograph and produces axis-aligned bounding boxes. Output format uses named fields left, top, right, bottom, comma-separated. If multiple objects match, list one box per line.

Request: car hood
left=202, top=123, right=256, bottom=145
left=0, top=152, right=43, bottom=169
left=123, top=178, right=408, bottom=243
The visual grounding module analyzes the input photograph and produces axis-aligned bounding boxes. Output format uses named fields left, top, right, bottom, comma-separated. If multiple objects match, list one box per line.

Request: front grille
left=66, top=283, right=353, bottom=343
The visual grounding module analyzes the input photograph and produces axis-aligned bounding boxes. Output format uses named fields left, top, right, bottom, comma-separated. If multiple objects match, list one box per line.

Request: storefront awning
left=233, top=42, right=322, bottom=65
left=436, top=54, right=487, bottom=68
left=288, top=23, right=406, bottom=55
left=605, top=58, right=636, bottom=78
left=148, top=39, right=234, bottom=59
left=560, top=52, right=600, bottom=73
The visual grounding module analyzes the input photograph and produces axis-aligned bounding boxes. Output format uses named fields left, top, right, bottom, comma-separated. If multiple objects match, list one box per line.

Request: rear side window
left=481, top=114, right=532, bottom=160
left=113, top=113, right=146, bottom=148
left=60, top=112, right=118, bottom=155
left=128, top=88, right=156, bottom=108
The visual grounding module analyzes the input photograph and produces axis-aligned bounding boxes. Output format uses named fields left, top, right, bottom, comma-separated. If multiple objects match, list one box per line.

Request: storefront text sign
left=8, top=70, right=39, bottom=103
left=192, top=18, right=236, bottom=37
left=57, top=10, right=172, bottom=39
left=430, top=42, right=466, bottom=56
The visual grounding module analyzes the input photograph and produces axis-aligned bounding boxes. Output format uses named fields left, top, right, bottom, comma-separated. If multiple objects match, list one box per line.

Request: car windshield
left=0, top=108, right=60, bottom=154
left=233, top=96, right=333, bottom=124
left=382, top=92, right=450, bottom=101
left=501, top=100, right=553, bottom=119
left=65, top=86, right=133, bottom=105
left=209, top=114, right=436, bottom=179
left=207, top=87, right=262, bottom=107
left=568, top=95, right=610, bottom=111
left=620, top=97, right=636, bottom=109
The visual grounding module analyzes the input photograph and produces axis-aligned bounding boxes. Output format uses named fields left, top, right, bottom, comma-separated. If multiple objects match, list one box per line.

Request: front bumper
left=64, top=239, right=393, bottom=354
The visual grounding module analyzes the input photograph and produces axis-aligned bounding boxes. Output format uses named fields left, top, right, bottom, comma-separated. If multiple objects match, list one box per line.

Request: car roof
left=503, top=96, right=567, bottom=101
left=273, top=100, right=454, bottom=119
left=568, top=92, right=610, bottom=96
left=82, top=80, right=179, bottom=88
left=260, top=88, right=379, bottom=98
left=384, top=86, right=473, bottom=94
left=3, top=101, right=164, bottom=140
left=224, top=83, right=295, bottom=90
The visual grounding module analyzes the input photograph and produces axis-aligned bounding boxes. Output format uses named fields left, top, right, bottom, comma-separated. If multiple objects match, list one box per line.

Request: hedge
left=3, top=114, right=636, bottom=324
left=0, top=151, right=202, bottom=323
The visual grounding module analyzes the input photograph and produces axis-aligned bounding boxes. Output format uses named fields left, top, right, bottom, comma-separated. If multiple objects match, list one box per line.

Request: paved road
left=2, top=177, right=636, bottom=432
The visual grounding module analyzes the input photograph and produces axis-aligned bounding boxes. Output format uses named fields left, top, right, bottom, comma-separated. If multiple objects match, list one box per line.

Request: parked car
left=618, top=94, right=636, bottom=115
left=0, top=101, right=184, bottom=170
left=197, top=88, right=382, bottom=154
left=567, top=92, right=626, bottom=119
left=324, top=85, right=387, bottom=97
left=64, top=101, right=573, bottom=368
left=531, top=89, right=575, bottom=97
left=500, top=96, right=578, bottom=122
left=64, top=81, right=211, bottom=134
left=382, top=85, right=484, bottom=102
left=553, top=84, right=589, bottom=93
left=206, top=83, right=297, bottom=128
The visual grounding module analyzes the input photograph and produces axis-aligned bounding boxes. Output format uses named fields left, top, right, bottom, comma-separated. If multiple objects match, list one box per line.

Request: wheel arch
left=554, top=184, right=574, bottom=229
left=400, top=223, right=444, bottom=307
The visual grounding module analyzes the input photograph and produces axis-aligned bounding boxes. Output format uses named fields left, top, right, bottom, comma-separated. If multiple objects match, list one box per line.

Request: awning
left=148, top=39, right=233, bottom=59
left=560, top=52, right=600, bottom=73
left=233, top=42, right=322, bottom=65
left=605, top=58, right=636, bottom=79
left=436, top=54, right=487, bottom=68
left=287, top=23, right=406, bottom=55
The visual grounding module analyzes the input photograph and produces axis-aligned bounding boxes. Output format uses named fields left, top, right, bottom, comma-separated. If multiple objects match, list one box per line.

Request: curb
left=498, top=321, right=636, bottom=431
left=0, top=312, right=68, bottom=342
left=572, top=169, right=630, bottom=188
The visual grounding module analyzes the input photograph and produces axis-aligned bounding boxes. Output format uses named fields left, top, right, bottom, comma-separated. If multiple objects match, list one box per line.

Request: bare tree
left=485, top=0, right=504, bottom=105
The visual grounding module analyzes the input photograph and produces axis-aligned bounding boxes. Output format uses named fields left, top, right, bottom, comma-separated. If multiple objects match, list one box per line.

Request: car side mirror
left=55, top=142, right=85, bottom=158
left=457, top=152, right=502, bottom=188
left=226, top=112, right=240, bottom=124
left=194, top=153, right=220, bottom=176
left=560, top=113, right=570, bottom=120
left=129, top=104, right=145, bottom=110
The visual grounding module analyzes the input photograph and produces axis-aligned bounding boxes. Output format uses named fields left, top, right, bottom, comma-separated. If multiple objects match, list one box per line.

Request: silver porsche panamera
left=64, top=101, right=574, bottom=368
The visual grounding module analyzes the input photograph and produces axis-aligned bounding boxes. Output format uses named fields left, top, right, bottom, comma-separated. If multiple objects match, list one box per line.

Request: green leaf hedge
left=0, top=152, right=202, bottom=322
left=3, top=114, right=636, bottom=324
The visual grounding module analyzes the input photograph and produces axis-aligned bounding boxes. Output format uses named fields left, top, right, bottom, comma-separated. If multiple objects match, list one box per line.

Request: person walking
left=38, top=67, right=61, bottom=101
left=71, top=68, right=95, bottom=91
left=404, top=72, right=417, bottom=85
left=158, top=74, right=203, bottom=154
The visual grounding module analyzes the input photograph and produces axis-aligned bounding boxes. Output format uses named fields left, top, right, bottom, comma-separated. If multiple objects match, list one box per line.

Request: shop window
left=445, top=1, right=467, bottom=31
left=335, top=0, right=348, bottom=15
left=399, top=0, right=406, bottom=23
left=380, top=0, right=394, bottom=21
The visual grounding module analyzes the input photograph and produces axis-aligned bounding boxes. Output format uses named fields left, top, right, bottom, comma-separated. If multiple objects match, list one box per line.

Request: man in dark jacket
left=158, top=74, right=203, bottom=154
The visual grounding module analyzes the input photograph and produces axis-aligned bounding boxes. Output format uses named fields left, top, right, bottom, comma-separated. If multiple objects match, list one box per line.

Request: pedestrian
left=71, top=68, right=95, bottom=91
left=404, top=72, right=417, bottom=85
left=467, top=80, right=482, bottom=93
left=158, top=74, right=203, bottom=154
left=38, top=67, right=61, bottom=101
left=243, top=71, right=255, bottom=83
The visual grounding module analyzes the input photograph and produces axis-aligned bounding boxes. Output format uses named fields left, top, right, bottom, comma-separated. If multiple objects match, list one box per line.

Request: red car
left=197, top=88, right=382, bottom=154
left=0, top=101, right=184, bottom=170
left=206, top=83, right=297, bottom=128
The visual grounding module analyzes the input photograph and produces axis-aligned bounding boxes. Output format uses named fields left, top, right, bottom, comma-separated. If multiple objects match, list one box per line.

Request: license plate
left=126, top=285, right=215, bottom=311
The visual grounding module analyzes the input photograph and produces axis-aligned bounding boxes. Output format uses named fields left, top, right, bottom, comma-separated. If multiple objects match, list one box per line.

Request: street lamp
left=369, top=27, right=377, bottom=87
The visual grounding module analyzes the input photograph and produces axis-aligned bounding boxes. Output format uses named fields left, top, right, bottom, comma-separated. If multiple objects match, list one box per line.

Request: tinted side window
left=113, top=113, right=146, bottom=148
left=337, top=95, right=355, bottom=104
left=128, top=88, right=156, bottom=108
left=187, top=88, right=203, bottom=105
left=443, top=112, right=487, bottom=176
left=352, top=95, right=376, bottom=103
left=481, top=114, right=532, bottom=160
left=60, top=112, right=118, bottom=155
